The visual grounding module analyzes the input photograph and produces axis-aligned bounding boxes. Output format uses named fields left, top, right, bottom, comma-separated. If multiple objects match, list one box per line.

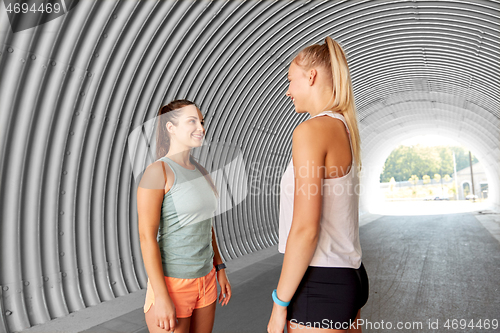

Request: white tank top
left=278, top=111, right=362, bottom=269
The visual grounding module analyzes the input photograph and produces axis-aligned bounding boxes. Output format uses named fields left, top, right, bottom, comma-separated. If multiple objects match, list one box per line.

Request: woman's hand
left=216, top=269, right=232, bottom=306
left=267, top=302, right=287, bottom=333
left=154, top=295, right=177, bottom=331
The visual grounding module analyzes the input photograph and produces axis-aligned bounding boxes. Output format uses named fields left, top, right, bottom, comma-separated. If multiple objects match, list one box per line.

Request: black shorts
left=287, top=262, right=369, bottom=328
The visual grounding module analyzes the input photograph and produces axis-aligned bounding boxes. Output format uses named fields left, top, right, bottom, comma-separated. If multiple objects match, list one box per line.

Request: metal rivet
left=63, top=171, right=67, bottom=175
left=75, top=112, right=80, bottom=116
left=44, top=277, right=49, bottom=281
left=62, top=272, right=67, bottom=277
left=51, top=61, right=56, bottom=66
left=70, top=67, right=75, bottom=72
left=21, top=58, right=25, bottom=63
left=66, top=151, right=71, bottom=155
left=111, top=281, right=116, bottom=285
left=91, top=114, right=95, bottom=119
left=43, top=65, right=47, bottom=69
left=61, top=190, right=66, bottom=195
left=70, top=131, right=74, bottom=135
left=30, top=54, right=36, bottom=60
left=113, top=14, right=117, bottom=19
left=108, top=262, right=112, bottom=266
left=78, top=269, right=83, bottom=273
left=7, top=47, right=13, bottom=53
left=24, top=281, right=29, bottom=286
left=62, top=71, right=66, bottom=74
left=59, top=231, right=64, bottom=236
left=60, top=211, right=64, bottom=215
left=94, top=53, right=99, bottom=58
left=60, top=252, right=65, bottom=256
left=2, top=286, right=8, bottom=291
left=87, top=73, right=92, bottom=77
left=5, top=310, right=12, bottom=316
left=80, top=92, right=85, bottom=96
left=103, top=33, right=108, bottom=38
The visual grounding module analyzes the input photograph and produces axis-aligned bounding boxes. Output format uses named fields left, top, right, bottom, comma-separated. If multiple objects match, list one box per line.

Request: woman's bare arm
left=211, top=226, right=231, bottom=305
left=137, top=161, right=176, bottom=329
left=211, top=226, right=223, bottom=267
left=268, top=121, right=324, bottom=332
left=275, top=121, right=324, bottom=302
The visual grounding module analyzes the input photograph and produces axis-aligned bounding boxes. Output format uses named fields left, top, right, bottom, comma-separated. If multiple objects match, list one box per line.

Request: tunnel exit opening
left=367, top=134, right=493, bottom=215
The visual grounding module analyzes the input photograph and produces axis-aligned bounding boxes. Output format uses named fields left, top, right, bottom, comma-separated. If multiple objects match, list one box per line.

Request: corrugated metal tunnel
left=0, top=0, right=499, bottom=332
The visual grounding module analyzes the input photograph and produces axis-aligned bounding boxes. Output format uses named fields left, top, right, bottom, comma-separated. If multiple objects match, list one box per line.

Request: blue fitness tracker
left=272, top=289, right=290, bottom=307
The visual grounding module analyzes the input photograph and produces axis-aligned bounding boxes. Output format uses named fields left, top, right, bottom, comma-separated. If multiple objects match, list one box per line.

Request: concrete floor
left=210, top=212, right=500, bottom=333
left=28, top=211, right=500, bottom=333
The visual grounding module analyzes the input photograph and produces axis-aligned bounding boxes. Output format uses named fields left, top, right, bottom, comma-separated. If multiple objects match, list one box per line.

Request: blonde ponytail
left=294, top=37, right=362, bottom=171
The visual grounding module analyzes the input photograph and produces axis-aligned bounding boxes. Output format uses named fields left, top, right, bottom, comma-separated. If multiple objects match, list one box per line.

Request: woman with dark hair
left=267, top=37, right=369, bottom=333
left=137, top=100, right=231, bottom=333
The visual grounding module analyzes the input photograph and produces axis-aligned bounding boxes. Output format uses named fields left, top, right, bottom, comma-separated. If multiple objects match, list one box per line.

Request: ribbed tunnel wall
left=0, top=1, right=499, bottom=332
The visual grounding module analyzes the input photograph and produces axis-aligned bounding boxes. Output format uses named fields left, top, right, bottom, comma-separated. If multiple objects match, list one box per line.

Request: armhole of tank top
left=161, top=159, right=178, bottom=193
left=161, top=161, right=167, bottom=183
left=345, top=122, right=354, bottom=167
left=332, top=114, right=355, bottom=171
left=311, top=112, right=356, bottom=172
left=346, top=125, right=355, bottom=171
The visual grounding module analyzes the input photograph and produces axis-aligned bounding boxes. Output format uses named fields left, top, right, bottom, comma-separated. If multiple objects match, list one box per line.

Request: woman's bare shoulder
left=138, top=160, right=168, bottom=190
left=294, top=116, right=350, bottom=159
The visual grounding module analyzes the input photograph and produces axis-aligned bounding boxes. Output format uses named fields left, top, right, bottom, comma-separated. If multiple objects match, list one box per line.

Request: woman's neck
left=165, top=146, right=192, bottom=165
left=309, top=85, right=335, bottom=116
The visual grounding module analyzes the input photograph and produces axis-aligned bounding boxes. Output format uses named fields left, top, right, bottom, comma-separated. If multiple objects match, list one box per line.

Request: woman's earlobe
left=309, top=69, right=317, bottom=85
left=166, top=122, right=173, bottom=134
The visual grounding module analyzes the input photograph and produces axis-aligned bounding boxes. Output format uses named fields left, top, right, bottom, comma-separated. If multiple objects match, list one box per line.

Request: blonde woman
left=267, top=37, right=369, bottom=333
left=137, top=100, right=231, bottom=333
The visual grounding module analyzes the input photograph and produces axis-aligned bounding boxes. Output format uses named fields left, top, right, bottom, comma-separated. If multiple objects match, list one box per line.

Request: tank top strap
left=166, top=156, right=201, bottom=179
left=311, top=111, right=355, bottom=168
left=311, top=111, right=349, bottom=134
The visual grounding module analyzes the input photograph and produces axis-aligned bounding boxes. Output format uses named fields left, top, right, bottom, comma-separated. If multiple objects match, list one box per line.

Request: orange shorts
left=144, top=267, right=217, bottom=318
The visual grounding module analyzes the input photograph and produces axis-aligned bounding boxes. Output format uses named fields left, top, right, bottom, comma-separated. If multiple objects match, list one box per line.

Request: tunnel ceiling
left=1, top=0, right=499, bottom=332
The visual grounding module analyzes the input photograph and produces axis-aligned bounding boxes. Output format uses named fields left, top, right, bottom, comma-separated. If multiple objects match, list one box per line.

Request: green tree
left=380, top=145, right=479, bottom=182
left=449, top=146, right=478, bottom=171
left=409, top=175, right=419, bottom=185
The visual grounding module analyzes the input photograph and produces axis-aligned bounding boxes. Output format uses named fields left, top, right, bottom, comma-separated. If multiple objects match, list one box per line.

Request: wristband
left=215, top=263, right=226, bottom=272
left=272, top=289, right=290, bottom=307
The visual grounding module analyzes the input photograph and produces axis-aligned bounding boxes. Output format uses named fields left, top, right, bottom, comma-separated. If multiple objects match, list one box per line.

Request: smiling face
left=285, top=61, right=312, bottom=113
left=166, top=104, right=205, bottom=149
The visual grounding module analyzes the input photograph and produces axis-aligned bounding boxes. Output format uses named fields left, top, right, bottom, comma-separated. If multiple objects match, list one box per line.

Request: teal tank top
left=157, top=156, right=218, bottom=279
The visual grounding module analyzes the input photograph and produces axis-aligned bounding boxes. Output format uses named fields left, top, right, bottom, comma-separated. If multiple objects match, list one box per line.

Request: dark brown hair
left=156, top=99, right=219, bottom=198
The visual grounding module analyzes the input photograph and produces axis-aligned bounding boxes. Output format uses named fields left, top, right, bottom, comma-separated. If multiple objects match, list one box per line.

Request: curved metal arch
left=86, top=2, right=158, bottom=301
